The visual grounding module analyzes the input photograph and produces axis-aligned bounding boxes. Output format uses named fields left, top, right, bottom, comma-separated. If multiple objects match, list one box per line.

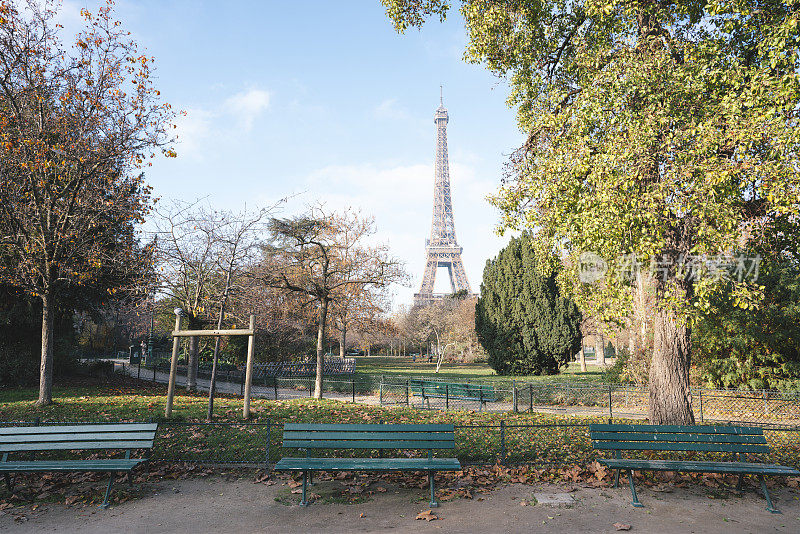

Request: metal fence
left=378, top=376, right=800, bottom=428
left=115, top=362, right=800, bottom=428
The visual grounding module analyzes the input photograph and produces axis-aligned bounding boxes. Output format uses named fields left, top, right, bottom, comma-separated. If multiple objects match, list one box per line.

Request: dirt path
left=2, top=475, right=797, bottom=533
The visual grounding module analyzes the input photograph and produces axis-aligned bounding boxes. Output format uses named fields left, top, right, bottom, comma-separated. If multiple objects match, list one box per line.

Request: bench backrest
left=0, top=423, right=158, bottom=454
left=282, top=423, right=455, bottom=451
left=408, top=379, right=495, bottom=399
left=589, top=424, right=770, bottom=454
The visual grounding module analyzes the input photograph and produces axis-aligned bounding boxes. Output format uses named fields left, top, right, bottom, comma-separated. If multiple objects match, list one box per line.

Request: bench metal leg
left=613, top=469, right=620, bottom=488
left=428, top=472, right=439, bottom=508
left=736, top=473, right=745, bottom=492
left=3, top=474, right=11, bottom=493
left=300, top=471, right=309, bottom=507
left=758, top=474, right=780, bottom=514
left=100, top=473, right=115, bottom=509
left=628, top=470, right=643, bottom=508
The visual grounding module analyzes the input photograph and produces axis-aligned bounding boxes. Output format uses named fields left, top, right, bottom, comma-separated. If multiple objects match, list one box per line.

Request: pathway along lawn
left=353, top=356, right=608, bottom=384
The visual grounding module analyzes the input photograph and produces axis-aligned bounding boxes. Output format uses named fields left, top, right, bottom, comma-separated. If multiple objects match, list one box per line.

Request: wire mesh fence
left=115, top=362, right=800, bottom=428
left=153, top=421, right=272, bottom=464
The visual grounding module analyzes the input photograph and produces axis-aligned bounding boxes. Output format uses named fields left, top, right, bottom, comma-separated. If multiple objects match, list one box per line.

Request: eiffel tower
left=413, top=93, right=473, bottom=307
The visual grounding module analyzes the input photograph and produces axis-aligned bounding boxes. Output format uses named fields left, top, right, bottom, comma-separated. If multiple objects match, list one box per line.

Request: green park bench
left=274, top=423, right=461, bottom=507
left=409, top=379, right=497, bottom=410
left=590, top=423, right=800, bottom=513
left=0, top=422, right=158, bottom=509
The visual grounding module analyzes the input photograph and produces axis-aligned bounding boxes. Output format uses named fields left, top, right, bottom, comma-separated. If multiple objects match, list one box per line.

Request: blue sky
left=60, top=1, right=524, bottom=306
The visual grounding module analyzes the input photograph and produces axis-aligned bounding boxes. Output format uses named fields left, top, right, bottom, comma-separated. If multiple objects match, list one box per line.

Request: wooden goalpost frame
left=164, top=314, right=257, bottom=419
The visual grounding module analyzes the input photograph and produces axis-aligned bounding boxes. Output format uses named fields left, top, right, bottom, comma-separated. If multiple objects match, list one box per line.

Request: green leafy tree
left=384, top=0, right=800, bottom=423
left=694, top=259, right=800, bottom=391
left=475, top=234, right=582, bottom=375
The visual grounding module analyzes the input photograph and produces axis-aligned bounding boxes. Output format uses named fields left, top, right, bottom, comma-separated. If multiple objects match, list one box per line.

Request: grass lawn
left=2, top=376, right=799, bottom=469
left=354, top=356, right=609, bottom=384
left=0, top=377, right=608, bottom=465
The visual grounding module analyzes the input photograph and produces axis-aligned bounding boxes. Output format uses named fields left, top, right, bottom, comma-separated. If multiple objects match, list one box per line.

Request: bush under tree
left=475, top=234, right=582, bottom=375
left=694, top=259, right=800, bottom=391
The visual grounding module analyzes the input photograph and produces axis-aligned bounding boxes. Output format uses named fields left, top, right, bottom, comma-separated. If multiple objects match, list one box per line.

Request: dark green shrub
left=475, top=233, right=583, bottom=375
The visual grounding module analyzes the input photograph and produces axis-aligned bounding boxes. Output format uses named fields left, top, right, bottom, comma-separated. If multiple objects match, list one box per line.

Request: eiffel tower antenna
left=414, top=95, right=473, bottom=307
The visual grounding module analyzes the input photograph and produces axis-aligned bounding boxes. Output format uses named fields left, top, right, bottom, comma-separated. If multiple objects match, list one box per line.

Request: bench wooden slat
left=284, top=431, right=454, bottom=441
left=0, top=432, right=157, bottom=444
left=283, top=439, right=455, bottom=450
left=283, top=423, right=453, bottom=432
left=0, top=440, right=154, bottom=452
left=593, top=441, right=771, bottom=453
left=277, top=423, right=459, bottom=507
left=599, top=458, right=800, bottom=475
left=0, top=424, right=158, bottom=435
left=409, top=380, right=497, bottom=401
left=274, top=457, right=462, bottom=471
left=0, top=422, right=157, bottom=509
left=591, top=431, right=768, bottom=445
left=590, top=424, right=763, bottom=435
left=0, top=459, right=145, bottom=472
left=589, top=423, right=792, bottom=512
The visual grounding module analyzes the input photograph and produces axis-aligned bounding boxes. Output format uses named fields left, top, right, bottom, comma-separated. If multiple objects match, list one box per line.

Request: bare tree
left=204, top=203, right=280, bottom=420
left=260, top=207, right=406, bottom=398
left=152, top=199, right=281, bottom=415
left=151, top=200, right=219, bottom=390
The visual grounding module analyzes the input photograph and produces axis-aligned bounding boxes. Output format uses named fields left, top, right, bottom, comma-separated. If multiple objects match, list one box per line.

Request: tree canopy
left=384, top=0, right=800, bottom=423
left=0, top=0, right=174, bottom=404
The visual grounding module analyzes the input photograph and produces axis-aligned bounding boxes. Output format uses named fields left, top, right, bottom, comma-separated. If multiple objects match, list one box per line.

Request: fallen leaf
left=416, top=509, right=438, bottom=522
left=614, top=523, right=632, bottom=531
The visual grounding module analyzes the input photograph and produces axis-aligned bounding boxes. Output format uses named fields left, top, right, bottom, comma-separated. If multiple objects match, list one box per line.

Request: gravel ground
left=1, top=475, right=798, bottom=533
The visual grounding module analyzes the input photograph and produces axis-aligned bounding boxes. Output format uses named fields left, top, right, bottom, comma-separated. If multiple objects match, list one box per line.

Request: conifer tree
left=476, top=234, right=582, bottom=375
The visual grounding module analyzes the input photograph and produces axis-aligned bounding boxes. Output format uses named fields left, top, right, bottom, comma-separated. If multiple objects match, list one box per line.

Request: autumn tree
left=330, top=284, right=390, bottom=358
left=0, top=1, right=174, bottom=404
left=385, top=0, right=800, bottom=423
left=261, top=207, right=405, bottom=398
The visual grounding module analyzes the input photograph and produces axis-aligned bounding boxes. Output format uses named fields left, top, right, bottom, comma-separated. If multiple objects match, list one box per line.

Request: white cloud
left=170, top=87, right=271, bottom=156
left=373, top=98, right=410, bottom=121
left=224, top=88, right=271, bottom=130
left=172, top=107, right=213, bottom=157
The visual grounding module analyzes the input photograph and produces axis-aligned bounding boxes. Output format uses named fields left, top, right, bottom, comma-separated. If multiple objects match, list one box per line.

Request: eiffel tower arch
left=414, top=95, right=473, bottom=307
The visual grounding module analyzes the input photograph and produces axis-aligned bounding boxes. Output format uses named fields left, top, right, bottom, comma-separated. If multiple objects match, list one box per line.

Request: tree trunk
left=648, top=307, right=695, bottom=424
left=314, top=299, right=328, bottom=399
left=187, top=335, right=198, bottom=391
left=339, top=323, right=346, bottom=358
left=595, top=335, right=606, bottom=367
left=37, top=292, right=55, bottom=406
left=579, top=345, right=587, bottom=372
